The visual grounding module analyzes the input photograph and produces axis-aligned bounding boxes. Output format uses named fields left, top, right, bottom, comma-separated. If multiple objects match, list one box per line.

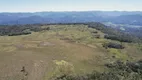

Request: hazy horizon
left=0, top=0, right=142, bottom=12
left=1, top=10, right=142, bottom=13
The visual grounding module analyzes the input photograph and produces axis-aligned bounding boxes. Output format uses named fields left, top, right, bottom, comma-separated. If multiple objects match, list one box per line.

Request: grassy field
left=0, top=24, right=141, bottom=80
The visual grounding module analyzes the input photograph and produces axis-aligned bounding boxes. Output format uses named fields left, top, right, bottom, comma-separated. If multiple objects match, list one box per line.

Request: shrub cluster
left=54, top=60, right=142, bottom=80
left=103, top=42, right=125, bottom=49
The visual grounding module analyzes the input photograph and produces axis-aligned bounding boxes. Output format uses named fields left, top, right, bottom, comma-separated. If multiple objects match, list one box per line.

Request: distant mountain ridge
left=0, top=11, right=142, bottom=25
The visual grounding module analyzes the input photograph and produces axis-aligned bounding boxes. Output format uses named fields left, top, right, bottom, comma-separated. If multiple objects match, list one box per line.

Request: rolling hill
left=0, top=23, right=142, bottom=80
left=0, top=11, right=142, bottom=25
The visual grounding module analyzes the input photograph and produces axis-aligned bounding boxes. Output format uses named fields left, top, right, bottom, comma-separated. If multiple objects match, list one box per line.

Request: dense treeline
left=104, top=34, right=133, bottom=43
left=88, top=22, right=140, bottom=43
left=0, top=24, right=50, bottom=36
left=54, top=60, right=142, bottom=80
left=0, top=23, right=86, bottom=36
left=0, top=23, right=87, bottom=36
left=124, top=27, right=142, bottom=40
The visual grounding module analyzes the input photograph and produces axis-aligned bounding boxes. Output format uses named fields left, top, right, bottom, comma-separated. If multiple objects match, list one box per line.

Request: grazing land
left=0, top=24, right=141, bottom=80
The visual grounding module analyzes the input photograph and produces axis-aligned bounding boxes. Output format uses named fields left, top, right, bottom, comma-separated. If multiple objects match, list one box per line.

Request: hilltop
left=0, top=23, right=142, bottom=80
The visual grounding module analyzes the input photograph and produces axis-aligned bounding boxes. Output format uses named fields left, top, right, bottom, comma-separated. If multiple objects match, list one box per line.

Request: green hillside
left=0, top=24, right=141, bottom=80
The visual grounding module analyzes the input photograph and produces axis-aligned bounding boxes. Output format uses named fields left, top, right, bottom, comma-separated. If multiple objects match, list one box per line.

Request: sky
left=0, top=0, right=142, bottom=12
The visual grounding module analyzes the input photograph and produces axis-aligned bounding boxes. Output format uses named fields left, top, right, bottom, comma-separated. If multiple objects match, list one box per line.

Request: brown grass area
left=0, top=25, right=141, bottom=80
